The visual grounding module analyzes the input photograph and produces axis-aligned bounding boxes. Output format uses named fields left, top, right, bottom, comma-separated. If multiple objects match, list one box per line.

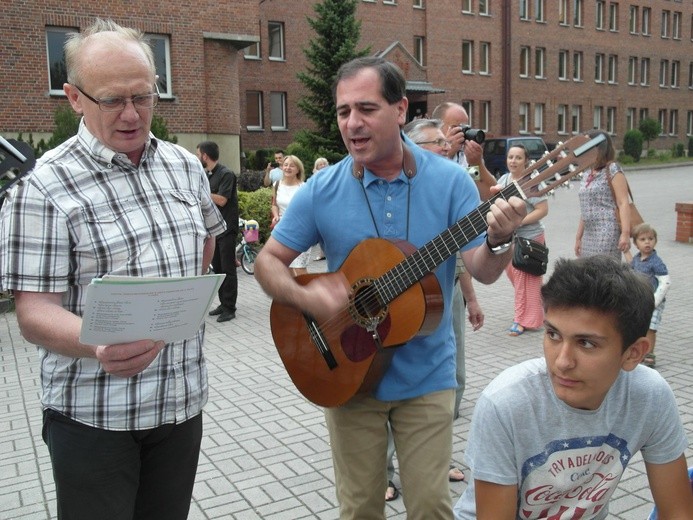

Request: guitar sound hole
left=349, top=280, right=387, bottom=326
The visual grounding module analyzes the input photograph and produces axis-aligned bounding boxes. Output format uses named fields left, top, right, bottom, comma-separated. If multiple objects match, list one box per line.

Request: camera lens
left=460, top=125, right=485, bottom=144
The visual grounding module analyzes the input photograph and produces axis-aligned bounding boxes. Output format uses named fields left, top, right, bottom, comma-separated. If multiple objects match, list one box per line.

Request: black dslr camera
left=459, top=125, right=485, bottom=144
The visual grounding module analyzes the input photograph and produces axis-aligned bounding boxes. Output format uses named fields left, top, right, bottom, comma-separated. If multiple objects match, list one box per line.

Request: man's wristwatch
left=486, top=234, right=514, bottom=255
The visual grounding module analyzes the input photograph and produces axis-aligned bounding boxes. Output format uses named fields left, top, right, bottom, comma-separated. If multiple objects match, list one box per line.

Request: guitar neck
left=376, top=182, right=523, bottom=304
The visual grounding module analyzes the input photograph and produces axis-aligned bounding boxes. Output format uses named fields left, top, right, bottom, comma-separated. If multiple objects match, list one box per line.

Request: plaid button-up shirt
left=0, top=121, right=226, bottom=430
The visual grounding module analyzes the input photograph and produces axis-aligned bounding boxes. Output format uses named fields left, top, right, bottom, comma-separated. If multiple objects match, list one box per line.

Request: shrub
left=622, top=129, right=643, bottom=162
left=672, top=142, right=685, bottom=158
left=647, top=148, right=657, bottom=159
left=238, top=169, right=264, bottom=192
left=619, top=154, right=635, bottom=165
left=238, top=187, right=273, bottom=243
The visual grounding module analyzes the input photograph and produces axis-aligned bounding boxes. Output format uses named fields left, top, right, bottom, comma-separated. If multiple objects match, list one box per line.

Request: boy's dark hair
left=541, top=255, right=654, bottom=350
left=197, top=141, right=219, bottom=161
left=332, top=56, right=406, bottom=105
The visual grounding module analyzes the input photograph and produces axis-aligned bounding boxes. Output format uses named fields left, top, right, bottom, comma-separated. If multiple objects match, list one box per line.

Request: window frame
left=479, top=42, right=490, bottom=75
left=519, top=102, right=529, bottom=133
left=558, top=50, right=569, bottom=80
left=573, top=51, right=583, bottom=81
left=147, top=34, right=173, bottom=98
left=534, top=47, right=545, bottom=79
left=46, top=27, right=77, bottom=95
left=595, top=53, right=605, bottom=83
left=534, top=103, right=544, bottom=133
left=462, top=40, right=474, bottom=73
left=270, top=91, right=287, bottom=130
left=520, top=46, right=530, bottom=78
left=609, top=2, right=619, bottom=32
left=245, top=91, right=263, bottom=131
left=268, top=21, right=285, bottom=61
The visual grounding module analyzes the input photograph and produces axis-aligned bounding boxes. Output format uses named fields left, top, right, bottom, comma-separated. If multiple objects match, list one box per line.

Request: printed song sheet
left=80, top=274, right=225, bottom=345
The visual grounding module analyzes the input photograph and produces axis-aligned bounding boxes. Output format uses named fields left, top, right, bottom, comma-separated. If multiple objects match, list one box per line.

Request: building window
left=573, top=51, right=583, bottom=81
left=383, top=0, right=397, bottom=4
left=609, top=2, right=619, bottom=32
left=270, top=92, right=287, bottom=130
left=147, top=34, right=173, bottom=97
left=669, top=110, right=678, bottom=135
left=673, top=11, right=681, bottom=39
left=246, top=91, right=263, bottom=130
left=658, top=109, right=667, bottom=135
left=606, top=107, right=616, bottom=134
left=462, top=0, right=472, bottom=14
left=557, top=105, right=568, bottom=133
left=640, top=58, right=650, bottom=86
left=595, top=53, right=604, bottom=83
left=479, top=0, right=489, bottom=15
left=626, top=107, right=636, bottom=130
left=639, top=108, right=649, bottom=122
left=573, top=0, right=583, bottom=27
left=571, top=105, right=581, bottom=134
left=462, top=101, right=474, bottom=125
left=268, top=22, right=285, bottom=61
left=659, top=60, right=669, bottom=87
left=534, top=103, right=544, bottom=133
left=413, top=0, right=424, bottom=7
left=593, top=106, right=603, bottom=129
left=627, top=57, right=637, bottom=85
left=661, top=11, right=670, bottom=39
left=608, top=55, right=618, bottom=84
left=687, top=111, right=693, bottom=135
left=689, top=62, right=693, bottom=88
left=519, top=102, right=529, bottom=133
left=520, top=47, right=530, bottom=77
left=481, top=101, right=490, bottom=131
left=595, top=1, right=605, bottom=30
left=559, top=0, right=569, bottom=25
left=462, top=40, right=474, bottom=73
left=642, top=7, right=651, bottom=35
left=520, top=0, right=529, bottom=20
left=480, top=42, right=490, bottom=75
left=535, top=0, right=545, bottom=22
left=414, top=36, right=425, bottom=66
left=629, top=6, right=639, bottom=34
left=243, top=41, right=260, bottom=59
left=558, top=50, right=568, bottom=80
left=671, top=61, right=680, bottom=88
left=46, top=27, right=77, bottom=94
left=534, top=47, right=545, bottom=78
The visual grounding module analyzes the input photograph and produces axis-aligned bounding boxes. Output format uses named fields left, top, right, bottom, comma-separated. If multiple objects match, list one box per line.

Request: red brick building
left=243, top=0, right=693, bottom=154
left=1, top=1, right=259, bottom=171
left=2, top=1, right=692, bottom=170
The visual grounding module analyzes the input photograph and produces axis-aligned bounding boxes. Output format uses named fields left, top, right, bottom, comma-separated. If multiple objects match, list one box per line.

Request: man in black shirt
left=197, top=141, right=238, bottom=322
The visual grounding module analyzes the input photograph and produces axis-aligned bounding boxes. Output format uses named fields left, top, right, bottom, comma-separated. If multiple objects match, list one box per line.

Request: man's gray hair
left=402, top=118, right=443, bottom=144
left=65, top=18, right=155, bottom=86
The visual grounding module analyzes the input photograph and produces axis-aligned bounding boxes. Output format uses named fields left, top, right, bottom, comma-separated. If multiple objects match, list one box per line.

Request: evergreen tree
left=297, top=0, right=370, bottom=157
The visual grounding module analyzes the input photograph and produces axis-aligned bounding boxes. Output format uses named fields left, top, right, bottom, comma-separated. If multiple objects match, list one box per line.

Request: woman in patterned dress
left=575, top=130, right=632, bottom=260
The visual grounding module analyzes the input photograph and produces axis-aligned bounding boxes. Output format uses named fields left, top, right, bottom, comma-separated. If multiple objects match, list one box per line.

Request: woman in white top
left=270, top=155, right=312, bottom=276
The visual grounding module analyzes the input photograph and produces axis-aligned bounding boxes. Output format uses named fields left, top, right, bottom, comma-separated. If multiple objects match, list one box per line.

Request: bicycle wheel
left=241, top=244, right=258, bottom=275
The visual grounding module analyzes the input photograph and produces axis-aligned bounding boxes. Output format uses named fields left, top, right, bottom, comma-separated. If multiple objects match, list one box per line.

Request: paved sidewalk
left=1, top=166, right=692, bottom=519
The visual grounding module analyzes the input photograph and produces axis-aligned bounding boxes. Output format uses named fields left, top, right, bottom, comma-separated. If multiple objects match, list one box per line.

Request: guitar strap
left=351, top=141, right=417, bottom=180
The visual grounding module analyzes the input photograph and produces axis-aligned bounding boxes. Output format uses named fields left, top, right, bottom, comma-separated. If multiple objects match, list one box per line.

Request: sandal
left=642, top=353, right=656, bottom=368
left=385, top=480, right=399, bottom=501
left=508, top=322, right=525, bottom=336
left=448, top=465, right=465, bottom=482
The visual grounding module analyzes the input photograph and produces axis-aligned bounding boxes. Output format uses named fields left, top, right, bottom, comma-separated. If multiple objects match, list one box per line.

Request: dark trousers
left=212, top=231, right=238, bottom=311
left=42, top=409, right=203, bottom=520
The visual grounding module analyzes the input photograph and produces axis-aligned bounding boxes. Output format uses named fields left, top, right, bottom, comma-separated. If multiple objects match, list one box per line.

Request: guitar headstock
left=514, top=133, right=605, bottom=199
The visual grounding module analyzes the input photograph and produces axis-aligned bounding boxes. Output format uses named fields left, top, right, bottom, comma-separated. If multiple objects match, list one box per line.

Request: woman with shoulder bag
left=497, top=145, right=548, bottom=336
left=575, top=130, right=632, bottom=260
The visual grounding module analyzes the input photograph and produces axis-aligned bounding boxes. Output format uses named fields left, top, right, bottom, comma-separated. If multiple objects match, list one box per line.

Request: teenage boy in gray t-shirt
left=454, top=255, right=693, bottom=520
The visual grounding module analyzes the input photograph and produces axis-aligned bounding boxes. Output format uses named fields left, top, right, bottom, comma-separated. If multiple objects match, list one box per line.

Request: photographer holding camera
left=431, top=102, right=495, bottom=201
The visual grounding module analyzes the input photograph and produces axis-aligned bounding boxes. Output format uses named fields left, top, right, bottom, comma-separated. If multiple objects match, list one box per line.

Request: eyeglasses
left=416, top=138, right=451, bottom=148
left=73, top=84, right=160, bottom=112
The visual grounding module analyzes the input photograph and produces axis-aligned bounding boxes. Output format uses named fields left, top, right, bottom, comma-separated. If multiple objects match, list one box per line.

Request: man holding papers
left=0, top=19, right=225, bottom=519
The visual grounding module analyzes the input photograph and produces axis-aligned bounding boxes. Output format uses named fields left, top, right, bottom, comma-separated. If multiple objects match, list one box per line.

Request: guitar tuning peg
left=568, top=164, right=577, bottom=172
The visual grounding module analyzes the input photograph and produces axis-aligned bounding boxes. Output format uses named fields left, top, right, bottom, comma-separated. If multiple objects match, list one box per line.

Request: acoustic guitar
left=270, top=133, right=605, bottom=407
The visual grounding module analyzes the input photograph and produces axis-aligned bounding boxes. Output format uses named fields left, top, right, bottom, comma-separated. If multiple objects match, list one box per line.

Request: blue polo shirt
left=272, top=134, right=484, bottom=401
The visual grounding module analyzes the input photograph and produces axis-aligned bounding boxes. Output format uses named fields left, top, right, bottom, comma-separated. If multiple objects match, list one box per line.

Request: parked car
left=483, top=136, right=549, bottom=178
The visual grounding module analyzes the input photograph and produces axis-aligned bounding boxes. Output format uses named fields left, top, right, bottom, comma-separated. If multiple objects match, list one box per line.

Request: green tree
left=296, top=0, right=370, bottom=156
left=638, top=118, right=661, bottom=150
